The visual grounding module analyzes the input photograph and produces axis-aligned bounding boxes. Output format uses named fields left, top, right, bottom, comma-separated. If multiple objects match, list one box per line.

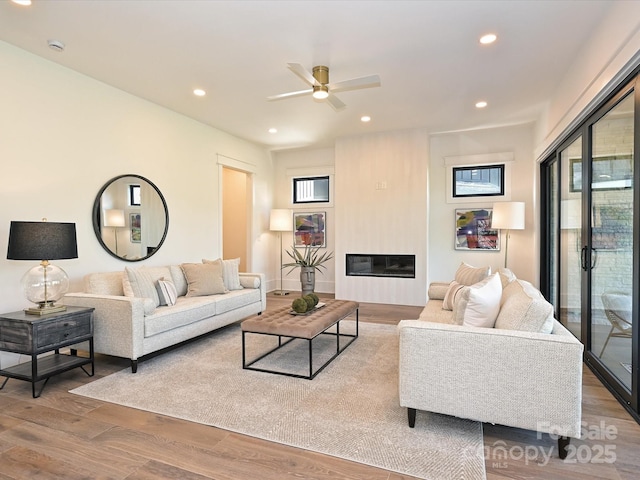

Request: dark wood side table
left=0, top=306, right=95, bottom=398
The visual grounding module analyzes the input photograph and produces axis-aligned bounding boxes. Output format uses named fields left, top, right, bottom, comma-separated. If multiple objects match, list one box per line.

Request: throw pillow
left=454, top=262, right=491, bottom=286
left=495, top=280, right=554, bottom=334
left=181, top=262, right=227, bottom=297
left=203, top=257, right=243, bottom=291
left=454, top=273, right=502, bottom=328
left=122, top=266, right=160, bottom=313
left=498, top=267, right=517, bottom=290
left=156, top=277, right=178, bottom=306
left=442, top=281, right=464, bottom=311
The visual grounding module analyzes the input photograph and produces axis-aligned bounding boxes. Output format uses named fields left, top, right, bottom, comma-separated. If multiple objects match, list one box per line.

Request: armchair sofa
left=398, top=265, right=584, bottom=458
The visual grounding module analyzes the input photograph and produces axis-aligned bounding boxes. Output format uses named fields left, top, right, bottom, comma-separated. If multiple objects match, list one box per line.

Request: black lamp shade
left=7, top=221, right=78, bottom=261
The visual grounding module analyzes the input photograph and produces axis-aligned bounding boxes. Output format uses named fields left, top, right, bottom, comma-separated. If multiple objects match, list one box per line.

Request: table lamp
left=6, top=219, right=78, bottom=315
left=491, top=202, right=525, bottom=269
left=270, top=209, right=292, bottom=295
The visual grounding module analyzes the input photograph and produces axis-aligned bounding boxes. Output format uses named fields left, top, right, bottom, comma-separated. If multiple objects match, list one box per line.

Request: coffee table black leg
left=308, top=338, right=313, bottom=378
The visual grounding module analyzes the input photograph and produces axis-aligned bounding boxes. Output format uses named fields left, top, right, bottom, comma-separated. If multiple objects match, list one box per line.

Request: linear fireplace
left=346, top=254, right=415, bottom=278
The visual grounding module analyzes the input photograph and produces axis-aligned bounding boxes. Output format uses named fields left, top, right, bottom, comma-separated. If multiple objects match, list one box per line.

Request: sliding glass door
left=542, top=75, right=639, bottom=420
left=588, top=92, right=634, bottom=391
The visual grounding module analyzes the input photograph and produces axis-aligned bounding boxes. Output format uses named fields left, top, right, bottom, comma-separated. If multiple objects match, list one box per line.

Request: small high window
left=452, top=164, right=504, bottom=197
left=129, top=184, right=141, bottom=206
left=293, top=176, right=329, bottom=204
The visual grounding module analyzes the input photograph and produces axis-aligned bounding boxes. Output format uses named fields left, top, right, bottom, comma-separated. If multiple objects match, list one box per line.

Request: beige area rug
left=70, top=322, right=486, bottom=480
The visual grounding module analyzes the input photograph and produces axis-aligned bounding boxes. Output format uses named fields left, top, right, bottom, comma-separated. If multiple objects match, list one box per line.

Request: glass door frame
left=540, top=73, right=640, bottom=421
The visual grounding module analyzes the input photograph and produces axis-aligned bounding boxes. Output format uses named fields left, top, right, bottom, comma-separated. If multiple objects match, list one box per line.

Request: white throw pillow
left=454, top=262, right=491, bottom=286
left=156, top=277, right=178, bottom=306
left=454, top=273, right=502, bottom=328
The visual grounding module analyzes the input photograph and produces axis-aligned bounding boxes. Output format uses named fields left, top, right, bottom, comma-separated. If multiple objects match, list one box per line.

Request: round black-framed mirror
left=92, top=174, right=169, bottom=262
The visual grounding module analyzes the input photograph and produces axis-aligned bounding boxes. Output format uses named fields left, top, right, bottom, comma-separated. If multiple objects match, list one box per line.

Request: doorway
left=222, top=166, right=251, bottom=272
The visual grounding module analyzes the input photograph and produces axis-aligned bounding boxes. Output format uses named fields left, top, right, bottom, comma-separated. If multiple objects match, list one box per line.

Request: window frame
left=452, top=164, right=505, bottom=198
left=292, top=175, right=330, bottom=204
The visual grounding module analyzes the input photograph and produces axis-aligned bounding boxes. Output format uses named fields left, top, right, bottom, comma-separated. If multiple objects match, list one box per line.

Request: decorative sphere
left=291, top=297, right=308, bottom=313
left=21, top=264, right=69, bottom=305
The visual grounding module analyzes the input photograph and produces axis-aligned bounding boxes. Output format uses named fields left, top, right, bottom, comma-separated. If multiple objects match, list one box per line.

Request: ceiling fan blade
left=287, top=63, right=319, bottom=86
left=326, top=94, right=346, bottom=111
left=328, top=74, right=381, bottom=93
left=267, top=88, right=313, bottom=101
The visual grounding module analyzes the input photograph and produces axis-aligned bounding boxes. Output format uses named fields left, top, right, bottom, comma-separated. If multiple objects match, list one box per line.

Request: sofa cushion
left=214, top=288, right=261, bottom=314
left=123, top=266, right=160, bottom=313
left=169, top=265, right=188, bottom=296
left=455, top=262, right=491, bottom=286
left=427, top=282, right=450, bottom=300
left=156, top=278, right=177, bottom=306
left=442, top=281, right=464, bottom=311
left=495, top=279, right=554, bottom=334
left=418, top=299, right=459, bottom=325
left=181, top=262, right=227, bottom=297
left=203, top=258, right=243, bottom=291
left=144, top=296, right=218, bottom=337
left=454, top=273, right=502, bottom=328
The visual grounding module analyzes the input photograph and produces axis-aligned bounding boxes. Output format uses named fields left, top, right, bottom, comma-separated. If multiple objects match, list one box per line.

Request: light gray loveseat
left=63, top=263, right=266, bottom=373
left=398, top=264, right=584, bottom=458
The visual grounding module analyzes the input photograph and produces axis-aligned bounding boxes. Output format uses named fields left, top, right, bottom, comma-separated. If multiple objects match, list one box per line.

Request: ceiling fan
left=267, top=63, right=381, bottom=111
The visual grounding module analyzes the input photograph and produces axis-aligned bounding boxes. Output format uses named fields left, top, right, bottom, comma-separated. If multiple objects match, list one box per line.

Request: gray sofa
left=398, top=265, right=584, bottom=458
left=63, top=264, right=266, bottom=372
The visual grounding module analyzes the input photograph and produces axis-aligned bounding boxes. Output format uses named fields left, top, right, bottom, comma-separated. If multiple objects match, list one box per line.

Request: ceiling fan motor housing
left=312, top=65, right=329, bottom=85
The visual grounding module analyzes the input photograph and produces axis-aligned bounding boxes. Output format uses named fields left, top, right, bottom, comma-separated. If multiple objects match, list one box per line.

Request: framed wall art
left=293, top=212, right=326, bottom=247
left=455, top=208, right=499, bottom=250
left=130, top=213, right=141, bottom=243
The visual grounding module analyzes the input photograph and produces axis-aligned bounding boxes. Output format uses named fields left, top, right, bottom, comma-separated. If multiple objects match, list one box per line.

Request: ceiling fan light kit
left=268, top=63, right=380, bottom=111
left=312, top=85, right=329, bottom=99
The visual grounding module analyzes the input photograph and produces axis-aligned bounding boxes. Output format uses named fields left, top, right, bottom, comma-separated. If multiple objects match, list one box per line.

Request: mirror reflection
left=92, top=174, right=169, bottom=261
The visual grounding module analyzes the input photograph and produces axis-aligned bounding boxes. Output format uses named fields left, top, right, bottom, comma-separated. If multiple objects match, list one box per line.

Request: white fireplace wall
left=335, top=129, right=428, bottom=306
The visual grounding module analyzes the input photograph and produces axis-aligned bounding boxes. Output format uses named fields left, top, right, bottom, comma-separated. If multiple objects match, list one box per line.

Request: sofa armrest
left=427, top=282, right=450, bottom=300
left=398, top=319, right=583, bottom=438
left=239, top=272, right=266, bottom=312
left=63, top=292, right=146, bottom=361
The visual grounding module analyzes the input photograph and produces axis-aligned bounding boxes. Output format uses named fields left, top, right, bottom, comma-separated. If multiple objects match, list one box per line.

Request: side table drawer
left=36, top=316, right=92, bottom=349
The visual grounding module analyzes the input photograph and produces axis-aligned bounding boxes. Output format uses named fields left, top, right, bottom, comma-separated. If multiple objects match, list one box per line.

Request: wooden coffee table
left=241, top=299, right=359, bottom=379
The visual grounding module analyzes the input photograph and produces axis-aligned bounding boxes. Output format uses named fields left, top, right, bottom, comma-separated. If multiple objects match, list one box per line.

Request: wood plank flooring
left=0, top=293, right=638, bottom=479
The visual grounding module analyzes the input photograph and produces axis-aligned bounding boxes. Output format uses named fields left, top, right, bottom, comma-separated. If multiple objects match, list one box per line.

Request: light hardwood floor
left=0, top=293, right=638, bottom=479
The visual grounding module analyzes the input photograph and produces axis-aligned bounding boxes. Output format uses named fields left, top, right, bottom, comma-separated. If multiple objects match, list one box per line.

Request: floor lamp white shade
left=104, top=209, right=126, bottom=255
left=492, top=202, right=525, bottom=269
left=270, top=209, right=292, bottom=295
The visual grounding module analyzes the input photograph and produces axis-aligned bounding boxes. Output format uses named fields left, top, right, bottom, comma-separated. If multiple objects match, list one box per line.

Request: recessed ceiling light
left=193, top=89, right=206, bottom=97
left=480, top=33, right=497, bottom=45
left=47, top=40, right=65, bottom=52
left=11, top=0, right=32, bottom=6
left=361, top=115, right=371, bottom=123
left=268, top=128, right=278, bottom=134
left=475, top=101, right=488, bottom=109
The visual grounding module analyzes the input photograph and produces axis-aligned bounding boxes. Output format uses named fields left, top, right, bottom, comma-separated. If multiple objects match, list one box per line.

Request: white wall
left=535, top=1, right=640, bottom=159
left=335, top=129, right=429, bottom=306
left=0, top=41, right=273, bottom=367
left=429, top=123, right=537, bottom=285
left=272, top=147, right=335, bottom=294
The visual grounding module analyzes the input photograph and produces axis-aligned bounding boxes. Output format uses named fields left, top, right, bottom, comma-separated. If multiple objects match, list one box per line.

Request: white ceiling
left=0, top=0, right=614, bottom=151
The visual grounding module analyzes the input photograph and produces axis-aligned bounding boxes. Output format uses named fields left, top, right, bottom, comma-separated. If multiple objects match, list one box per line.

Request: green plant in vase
left=282, top=244, right=333, bottom=295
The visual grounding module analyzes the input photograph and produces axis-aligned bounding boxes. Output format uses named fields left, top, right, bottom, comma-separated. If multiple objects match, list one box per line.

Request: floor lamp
left=270, top=209, right=292, bottom=296
left=492, top=202, right=525, bottom=269
left=104, top=209, right=126, bottom=256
